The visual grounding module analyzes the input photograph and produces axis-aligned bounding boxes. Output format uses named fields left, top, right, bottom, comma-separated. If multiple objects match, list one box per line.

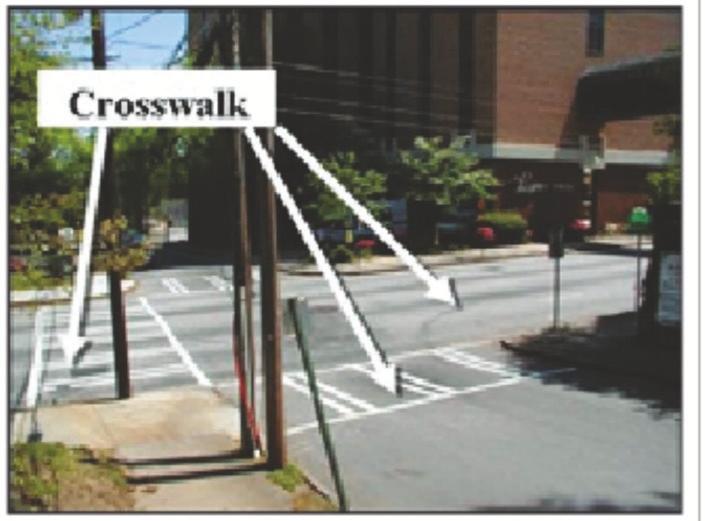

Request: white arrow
left=274, top=126, right=460, bottom=308
left=61, top=127, right=109, bottom=364
left=244, top=127, right=399, bottom=394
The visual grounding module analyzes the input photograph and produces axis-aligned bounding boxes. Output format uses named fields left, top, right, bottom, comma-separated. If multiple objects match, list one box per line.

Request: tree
left=647, top=115, right=681, bottom=205
left=399, top=136, right=498, bottom=208
left=304, top=151, right=386, bottom=226
left=9, top=10, right=89, bottom=199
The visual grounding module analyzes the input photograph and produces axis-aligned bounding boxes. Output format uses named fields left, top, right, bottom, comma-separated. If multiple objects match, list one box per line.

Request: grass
left=10, top=270, right=70, bottom=291
left=10, top=442, right=132, bottom=512
left=267, top=463, right=305, bottom=492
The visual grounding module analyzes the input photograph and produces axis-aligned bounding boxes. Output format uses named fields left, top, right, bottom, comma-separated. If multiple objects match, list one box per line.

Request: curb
left=10, top=279, right=137, bottom=307
left=281, top=246, right=547, bottom=276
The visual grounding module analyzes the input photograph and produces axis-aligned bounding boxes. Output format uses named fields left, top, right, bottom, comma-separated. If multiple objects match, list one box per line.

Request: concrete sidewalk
left=11, top=387, right=322, bottom=512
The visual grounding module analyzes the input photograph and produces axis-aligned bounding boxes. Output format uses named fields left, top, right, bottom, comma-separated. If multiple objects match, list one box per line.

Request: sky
left=50, top=9, right=188, bottom=68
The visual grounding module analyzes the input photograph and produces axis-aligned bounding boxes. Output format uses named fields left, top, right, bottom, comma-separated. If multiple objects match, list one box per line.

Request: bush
left=477, top=211, right=528, bottom=244
left=327, top=244, right=355, bottom=264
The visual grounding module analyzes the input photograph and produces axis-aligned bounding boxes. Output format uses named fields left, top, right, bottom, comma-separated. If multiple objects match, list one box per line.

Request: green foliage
left=10, top=191, right=85, bottom=260
left=10, top=11, right=89, bottom=198
left=10, top=191, right=149, bottom=286
left=478, top=211, right=528, bottom=244
left=306, top=151, right=386, bottom=226
left=10, top=443, right=129, bottom=512
left=267, top=463, right=305, bottom=493
left=10, top=442, right=76, bottom=511
left=93, top=215, right=150, bottom=275
left=399, top=136, right=498, bottom=207
left=327, top=244, right=355, bottom=264
left=647, top=163, right=681, bottom=206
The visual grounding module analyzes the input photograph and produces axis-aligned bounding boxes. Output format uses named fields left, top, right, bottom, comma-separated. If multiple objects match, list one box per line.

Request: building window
left=586, top=9, right=605, bottom=57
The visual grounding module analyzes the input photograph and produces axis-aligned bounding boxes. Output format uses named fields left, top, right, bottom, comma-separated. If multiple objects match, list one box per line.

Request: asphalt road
left=9, top=251, right=680, bottom=511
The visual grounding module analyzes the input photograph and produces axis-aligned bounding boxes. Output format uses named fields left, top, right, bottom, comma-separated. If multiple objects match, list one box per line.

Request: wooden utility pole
left=91, top=9, right=130, bottom=399
left=219, top=10, right=256, bottom=457
left=259, top=8, right=286, bottom=469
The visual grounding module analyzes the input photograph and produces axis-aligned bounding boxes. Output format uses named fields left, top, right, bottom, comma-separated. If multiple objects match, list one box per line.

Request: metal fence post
left=288, top=298, right=348, bottom=512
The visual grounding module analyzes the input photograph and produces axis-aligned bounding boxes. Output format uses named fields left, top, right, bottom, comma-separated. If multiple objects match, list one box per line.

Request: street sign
left=37, top=69, right=276, bottom=128
left=628, top=206, right=651, bottom=233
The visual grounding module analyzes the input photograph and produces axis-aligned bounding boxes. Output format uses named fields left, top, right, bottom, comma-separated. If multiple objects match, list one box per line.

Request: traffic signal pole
left=91, top=9, right=130, bottom=399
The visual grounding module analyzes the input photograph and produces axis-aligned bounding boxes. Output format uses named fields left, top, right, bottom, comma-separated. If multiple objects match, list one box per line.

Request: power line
left=107, top=11, right=162, bottom=41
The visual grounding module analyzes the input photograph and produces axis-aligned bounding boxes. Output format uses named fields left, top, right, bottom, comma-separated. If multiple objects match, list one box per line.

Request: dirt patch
left=10, top=443, right=134, bottom=512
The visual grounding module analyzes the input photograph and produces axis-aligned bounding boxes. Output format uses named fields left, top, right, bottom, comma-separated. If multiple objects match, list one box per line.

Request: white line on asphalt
left=350, top=365, right=441, bottom=397
left=25, top=307, right=46, bottom=408
left=42, top=328, right=166, bottom=344
left=41, top=363, right=190, bottom=392
left=282, top=375, right=356, bottom=416
left=435, top=350, right=516, bottom=377
left=401, top=372, right=455, bottom=394
left=286, top=376, right=523, bottom=436
left=138, top=297, right=212, bottom=387
left=203, top=275, right=233, bottom=292
left=171, top=278, right=190, bottom=294
left=162, top=278, right=178, bottom=294
left=304, top=377, right=380, bottom=413
left=44, top=346, right=175, bottom=372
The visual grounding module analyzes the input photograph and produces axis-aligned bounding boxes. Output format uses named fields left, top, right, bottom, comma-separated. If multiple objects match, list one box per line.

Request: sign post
left=627, top=206, right=651, bottom=312
left=548, top=226, right=565, bottom=330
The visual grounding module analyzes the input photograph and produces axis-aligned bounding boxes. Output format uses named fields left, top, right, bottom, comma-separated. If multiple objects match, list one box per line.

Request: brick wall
left=494, top=8, right=680, bottom=149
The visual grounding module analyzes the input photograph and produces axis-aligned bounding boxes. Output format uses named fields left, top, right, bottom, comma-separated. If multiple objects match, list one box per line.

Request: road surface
left=9, top=251, right=680, bottom=511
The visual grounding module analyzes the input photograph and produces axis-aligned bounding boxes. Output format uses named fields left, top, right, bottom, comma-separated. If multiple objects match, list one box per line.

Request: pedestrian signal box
left=548, top=227, right=565, bottom=258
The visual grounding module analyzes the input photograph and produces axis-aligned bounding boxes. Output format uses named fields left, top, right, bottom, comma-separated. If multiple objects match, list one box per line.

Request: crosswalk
left=30, top=299, right=212, bottom=406
left=159, top=275, right=234, bottom=295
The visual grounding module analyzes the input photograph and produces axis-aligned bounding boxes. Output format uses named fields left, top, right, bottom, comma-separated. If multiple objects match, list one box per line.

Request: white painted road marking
left=203, top=276, right=233, bottom=292
left=44, top=346, right=175, bottom=372
left=41, top=363, right=190, bottom=393
left=26, top=307, right=46, bottom=408
left=162, top=277, right=189, bottom=294
left=139, top=297, right=212, bottom=387
left=283, top=375, right=356, bottom=416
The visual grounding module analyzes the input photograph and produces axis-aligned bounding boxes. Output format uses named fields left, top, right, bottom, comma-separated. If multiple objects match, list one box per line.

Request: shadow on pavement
left=501, top=312, right=681, bottom=417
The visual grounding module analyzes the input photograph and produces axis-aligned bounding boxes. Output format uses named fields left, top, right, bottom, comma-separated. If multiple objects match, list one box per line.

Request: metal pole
left=553, top=257, right=561, bottom=330
left=636, top=232, right=642, bottom=311
left=91, top=9, right=130, bottom=399
left=260, top=8, right=286, bottom=469
left=288, top=298, right=348, bottom=511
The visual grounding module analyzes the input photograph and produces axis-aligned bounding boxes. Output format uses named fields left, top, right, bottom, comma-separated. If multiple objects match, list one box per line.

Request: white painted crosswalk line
left=300, top=376, right=380, bottom=413
left=162, top=277, right=189, bottom=294
left=401, top=372, right=455, bottom=394
left=282, top=375, right=356, bottom=416
left=435, top=348, right=517, bottom=377
left=41, top=363, right=191, bottom=393
left=203, top=275, right=233, bottom=292
left=44, top=346, right=175, bottom=372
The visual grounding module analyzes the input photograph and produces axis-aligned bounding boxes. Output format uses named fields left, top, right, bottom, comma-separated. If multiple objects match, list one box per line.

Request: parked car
left=566, top=218, right=591, bottom=242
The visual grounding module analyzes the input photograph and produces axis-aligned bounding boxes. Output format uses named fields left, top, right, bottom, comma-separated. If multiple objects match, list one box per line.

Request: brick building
left=188, top=8, right=680, bottom=248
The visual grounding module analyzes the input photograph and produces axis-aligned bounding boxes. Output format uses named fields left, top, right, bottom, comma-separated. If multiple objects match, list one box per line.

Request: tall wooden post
left=260, top=8, right=286, bottom=469
left=219, top=10, right=256, bottom=456
left=91, top=9, right=130, bottom=399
